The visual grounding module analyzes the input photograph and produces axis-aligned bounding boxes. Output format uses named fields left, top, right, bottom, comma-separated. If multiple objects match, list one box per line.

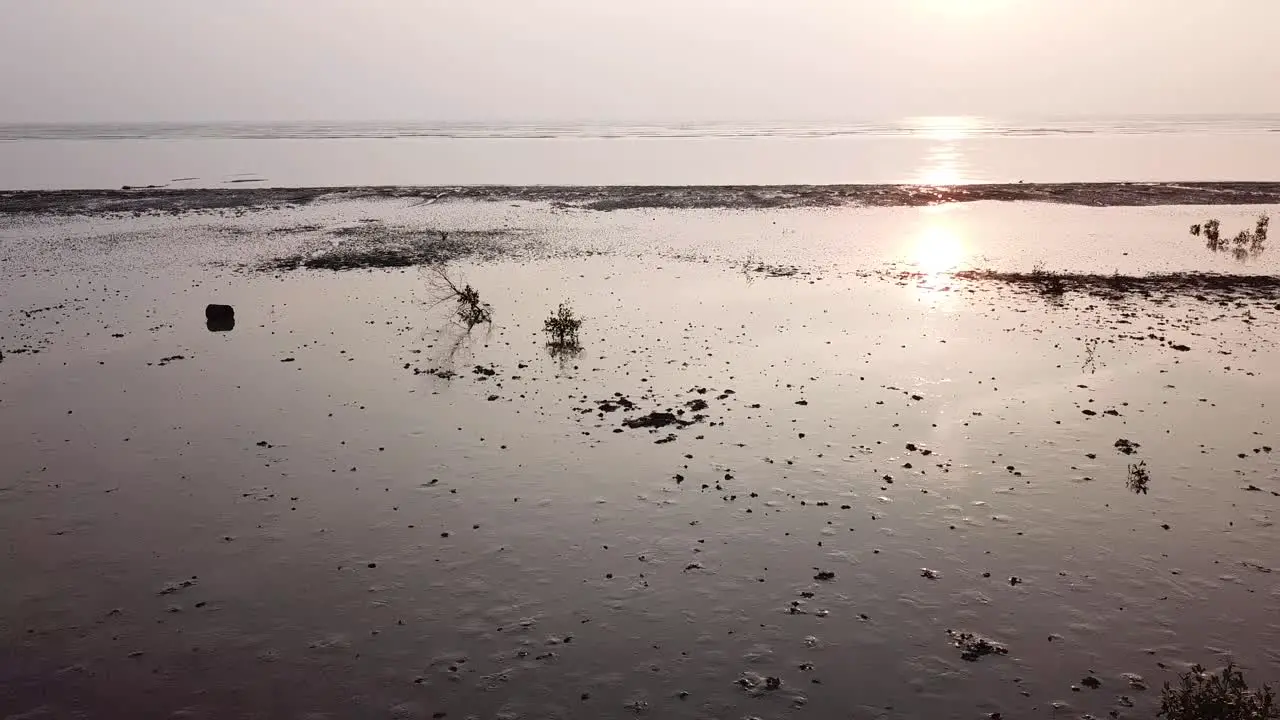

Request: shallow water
left=2, top=198, right=1279, bottom=719
left=1, top=116, right=1278, bottom=189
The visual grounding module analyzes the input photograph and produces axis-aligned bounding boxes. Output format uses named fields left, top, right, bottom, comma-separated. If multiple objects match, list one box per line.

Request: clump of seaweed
left=1159, top=663, right=1277, bottom=720
left=544, top=301, right=584, bottom=356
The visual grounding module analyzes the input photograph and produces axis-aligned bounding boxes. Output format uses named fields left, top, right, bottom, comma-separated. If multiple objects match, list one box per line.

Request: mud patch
left=946, top=630, right=1009, bottom=661
left=622, top=411, right=697, bottom=430
left=258, top=229, right=511, bottom=271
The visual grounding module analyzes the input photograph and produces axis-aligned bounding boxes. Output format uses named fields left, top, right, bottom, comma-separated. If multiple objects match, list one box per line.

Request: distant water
left=3, top=115, right=1278, bottom=141
left=1, top=115, right=1277, bottom=190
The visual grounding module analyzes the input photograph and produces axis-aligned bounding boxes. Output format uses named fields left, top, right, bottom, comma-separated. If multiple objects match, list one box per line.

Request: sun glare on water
left=912, top=223, right=968, bottom=275
left=913, top=116, right=982, bottom=142
left=909, top=117, right=980, bottom=185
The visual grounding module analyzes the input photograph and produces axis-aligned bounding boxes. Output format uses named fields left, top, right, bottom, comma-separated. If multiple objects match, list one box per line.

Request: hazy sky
left=2, top=0, right=1277, bottom=122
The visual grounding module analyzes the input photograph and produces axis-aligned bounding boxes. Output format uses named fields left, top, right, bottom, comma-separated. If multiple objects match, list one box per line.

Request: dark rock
left=206, top=304, right=235, bottom=332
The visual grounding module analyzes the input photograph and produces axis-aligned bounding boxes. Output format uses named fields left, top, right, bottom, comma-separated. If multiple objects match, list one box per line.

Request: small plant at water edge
left=1194, top=215, right=1268, bottom=259
left=1159, top=663, right=1278, bottom=720
left=1126, top=460, right=1150, bottom=494
left=544, top=301, right=583, bottom=348
left=1081, top=338, right=1100, bottom=374
left=453, top=283, right=492, bottom=326
left=427, top=265, right=492, bottom=328
left=1029, top=262, right=1066, bottom=295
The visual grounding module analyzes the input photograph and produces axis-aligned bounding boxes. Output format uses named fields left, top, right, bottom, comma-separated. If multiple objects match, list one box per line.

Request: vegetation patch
left=1192, top=214, right=1269, bottom=260
left=1159, top=663, right=1277, bottom=720
left=947, top=269, right=1280, bottom=303
left=261, top=230, right=503, bottom=271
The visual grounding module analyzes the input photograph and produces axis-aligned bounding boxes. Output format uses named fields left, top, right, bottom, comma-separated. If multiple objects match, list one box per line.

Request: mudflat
left=2, top=188, right=1278, bottom=719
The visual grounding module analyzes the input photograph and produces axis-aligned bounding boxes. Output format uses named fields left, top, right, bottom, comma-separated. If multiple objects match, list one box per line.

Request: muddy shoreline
left=5, top=181, right=1280, bottom=216
left=3, top=195, right=1279, bottom=719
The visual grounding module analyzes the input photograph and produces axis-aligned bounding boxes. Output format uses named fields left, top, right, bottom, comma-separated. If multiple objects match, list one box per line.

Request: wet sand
left=2, top=191, right=1279, bottom=719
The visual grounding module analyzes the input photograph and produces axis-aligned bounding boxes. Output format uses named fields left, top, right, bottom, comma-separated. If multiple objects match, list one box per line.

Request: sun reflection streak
left=909, top=116, right=979, bottom=185
left=911, top=116, right=981, bottom=142
left=919, top=144, right=963, bottom=185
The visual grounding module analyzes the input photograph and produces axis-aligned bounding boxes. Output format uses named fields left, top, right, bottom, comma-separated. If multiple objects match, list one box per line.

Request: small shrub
left=1082, top=338, right=1100, bottom=373
left=544, top=301, right=583, bottom=349
left=454, top=283, right=492, bottom=326
left=427, top=266, right=492, bottom=328
left=1159, top=663, right=1278, bottom=720
left=1127, top=460, right=1150, bottom=494
left=1204, top=219, right=1221, bottom=244
left=1198, top=215, right=1268, bottom=258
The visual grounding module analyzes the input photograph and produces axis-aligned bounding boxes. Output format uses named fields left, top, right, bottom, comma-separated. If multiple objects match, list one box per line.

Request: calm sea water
left=1, top=115, right=1277, bottom=189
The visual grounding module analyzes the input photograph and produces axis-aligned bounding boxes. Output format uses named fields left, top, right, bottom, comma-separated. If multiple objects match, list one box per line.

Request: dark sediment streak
left=943, top=270, right=1280, bottom=302
left=4, top=182, right=1280, bottom=216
